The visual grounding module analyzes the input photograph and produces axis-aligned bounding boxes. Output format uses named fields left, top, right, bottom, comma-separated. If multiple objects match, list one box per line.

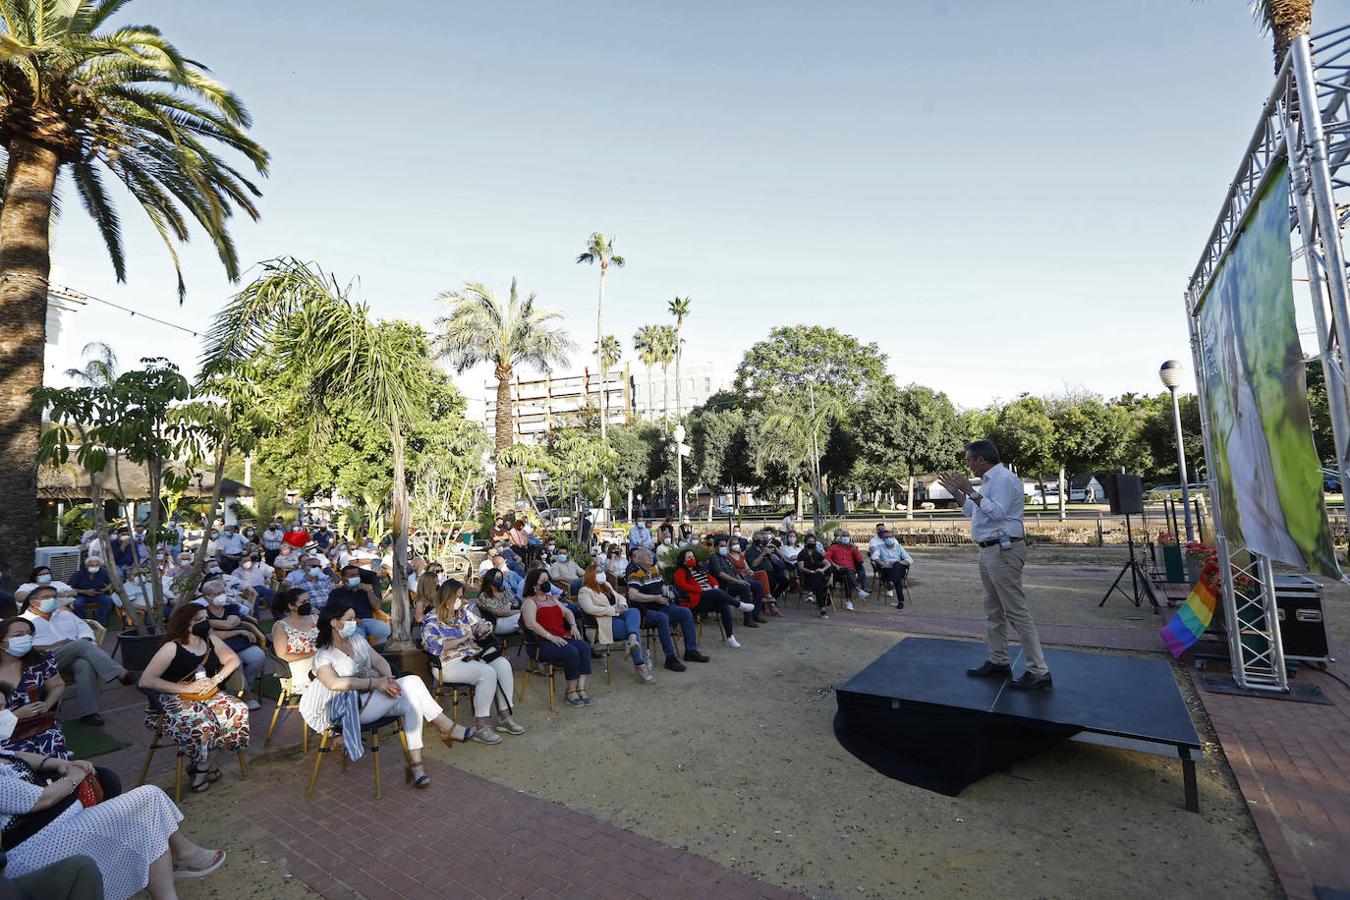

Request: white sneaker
left=803, top=592, right=815, bottom=603
left=738, top=601, right=754, bottom=614
left=725, top=635, right=742, bottom=648
left=844, top=601, right=855, bottom=611
left=857, top=590, right=869, bottom=600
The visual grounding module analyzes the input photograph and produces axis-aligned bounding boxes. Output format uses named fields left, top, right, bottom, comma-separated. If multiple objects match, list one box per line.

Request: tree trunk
left=493, top=367, right=517, bottom=515
left=0, top=139, right=60, bottom=579
left=906, top=475, right=915, bottom=520
left=645, top=364, right=654, bottom=423
left=706, top=491, right=714, bottom=523
left=189, top=412, right=232, bottom=594
left=596, top=265, right=607, bottom=442
left=674, top=321, right=683, bottom=420
left=1269, top=4, right=1312, bottom=73
left=1057, top=464, right=1067, bottom=521
left=145, top=458, right=166, bottom=622
left=661, top=363, right=670, bottom=427
left=389, top=418, right=413, bottom=647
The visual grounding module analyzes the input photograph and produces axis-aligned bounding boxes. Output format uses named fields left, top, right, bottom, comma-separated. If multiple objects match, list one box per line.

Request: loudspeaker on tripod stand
left=1097, top=472, right=1158, bottom=612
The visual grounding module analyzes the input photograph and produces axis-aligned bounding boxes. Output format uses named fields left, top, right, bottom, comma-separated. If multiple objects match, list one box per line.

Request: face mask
left=211, top=533, right=219, bottom=540
left=85, top=565, right=100, bottom=573
left=309, top=567, right=323, bottom=577
left=120, top=536, right=131, bottom=543
left=547, top=544, right=556, bottom=551
left=346, top=577, right=361, bottom=588
left=207, top=567, right=221, bottom=575
left=806, top=542, right=816, bottom=549
left=663, top=539, right=673, bottom=546
left=242, top=561, right=254, bottom=570
left=885, top=538, right=897, bottom=547
left=296, top=602, right=313, bottom=616
left=35, top=574, right=51, bottom=584
left=718, top=547, right=729, bottom=556
left=788, top=538, right=797, bottom=545
left=208, top=595, right=227, bottom=607
left=338, top=620, right=359, bottom=638
left=38, top=598, right=58, bottom=614
left=595, top=572, right=607, bottom=585
left=683, top=557, right=696, bottom=568
left=156, top=553, right=166, bottom=560
left=191, top=620, right=213, bottom=638
left=840, top=536, right=850, bottom=544
left=558, top=553, right=568, bottom=562
left=5, top=636, right=32, bottom=657
left=245, top=530, right=255, bottom=537
left=538, top=580, right=551, bottom=593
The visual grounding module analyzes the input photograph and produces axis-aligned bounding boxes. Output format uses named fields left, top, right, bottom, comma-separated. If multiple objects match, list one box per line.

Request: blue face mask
left=6, top=636, right=33, bottom=656
left=346, top=577, right=361, bottom=588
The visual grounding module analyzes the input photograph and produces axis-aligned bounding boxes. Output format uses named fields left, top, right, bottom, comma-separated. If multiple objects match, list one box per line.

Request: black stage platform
left=834, top=637, right=1203, bottom=811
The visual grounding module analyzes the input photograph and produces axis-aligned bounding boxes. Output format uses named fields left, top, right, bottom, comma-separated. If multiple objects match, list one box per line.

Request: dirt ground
left=173, top=544, right=1322, bottom=899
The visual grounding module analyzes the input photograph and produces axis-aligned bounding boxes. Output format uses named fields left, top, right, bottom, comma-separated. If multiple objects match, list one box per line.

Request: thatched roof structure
left=38, top=456, right=253, bottom=501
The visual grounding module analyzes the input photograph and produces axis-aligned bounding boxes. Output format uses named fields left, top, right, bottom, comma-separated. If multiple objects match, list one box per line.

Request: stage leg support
left=1180, top=747, right=1199, bottom=813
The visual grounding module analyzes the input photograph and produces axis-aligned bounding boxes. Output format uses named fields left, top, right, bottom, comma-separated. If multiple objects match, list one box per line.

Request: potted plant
left=1157, top=531, right=1186, bottom=583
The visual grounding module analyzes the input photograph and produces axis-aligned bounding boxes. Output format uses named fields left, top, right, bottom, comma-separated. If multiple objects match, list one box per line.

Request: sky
left=41, top=0, right=1350, bottom=414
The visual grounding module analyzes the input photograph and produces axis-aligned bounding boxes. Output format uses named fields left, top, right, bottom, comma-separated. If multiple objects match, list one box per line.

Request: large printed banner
left=1196, top=161, right=1341, bottom=578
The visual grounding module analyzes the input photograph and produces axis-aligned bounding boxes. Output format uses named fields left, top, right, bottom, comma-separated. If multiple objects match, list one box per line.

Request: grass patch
left=61, top=718, right=128, bottom=759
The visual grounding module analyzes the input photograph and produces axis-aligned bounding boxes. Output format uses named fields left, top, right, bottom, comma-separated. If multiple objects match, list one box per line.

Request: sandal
left=441, top=725, right=474, bottom=749
left=186, top=766, right=211, bottom=794
left=578, top=692, right=594, bottom=706
left=564, top=690, right=586, bottom=708
left=173, top=848, right=226, bottom=880
left=405, top=764, right=431, bottom=789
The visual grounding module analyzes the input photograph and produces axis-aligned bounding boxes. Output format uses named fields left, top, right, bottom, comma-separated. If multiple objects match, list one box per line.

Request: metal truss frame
left=1183, top=30, right=1350, bottom=692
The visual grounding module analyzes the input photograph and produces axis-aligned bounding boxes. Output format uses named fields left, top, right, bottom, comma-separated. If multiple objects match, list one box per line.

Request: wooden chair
left=263, top=655, right=311, bottom=751
left=306, top=715, right=412, bottom=801
left=517, top=638, right=561, bottom=712
left=425, top=651, right=477, bottom=721
left=137, top=689, right=248, bottom=803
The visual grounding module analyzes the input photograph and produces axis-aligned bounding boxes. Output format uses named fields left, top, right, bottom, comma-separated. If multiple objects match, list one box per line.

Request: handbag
left=177, top=673, right=218, bottom=704
left=9, top=692, right=56, bottom=743
left=74, top=773, right=103, bottom=808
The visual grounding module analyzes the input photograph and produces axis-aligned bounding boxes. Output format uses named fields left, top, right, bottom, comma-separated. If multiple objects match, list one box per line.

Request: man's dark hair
left=965, top=440, right=1001, bottom=465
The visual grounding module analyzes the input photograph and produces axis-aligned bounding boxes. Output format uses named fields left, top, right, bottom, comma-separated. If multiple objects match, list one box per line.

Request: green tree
left=688, top=404, right=754, bottom=519
left=1305, top=357, right=1335, bottom=464
left=653, top=324, right=678, bottom=427
left=1044, top=392, right=1133, bottom=519
left=0, top=0, right=268, bottom=575
left=32, top=358, right=199, bottom=632
left=853, top=382, right=962, bottom=518
left=434, top=278, right=574, bottom=516
left=668, top=296, right=691, bottom=417
left=754, top=390, right=845, bottom=528
left=633, top=325, right=661, bottom=422
left=733, top=326, right=888, bottom=408
left=1135, top=391, right=1206, bottom=483
left=609, top=424, right=662, bottom=518
left=206, top=259, right=437, bottom=646
left=576, top=233, right=625, bottom=442
left=988, top=396, right=1055, bottom=503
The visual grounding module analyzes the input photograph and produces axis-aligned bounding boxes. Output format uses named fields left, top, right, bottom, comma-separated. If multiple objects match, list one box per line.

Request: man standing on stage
left=938, top=440, right=1052, bottom=690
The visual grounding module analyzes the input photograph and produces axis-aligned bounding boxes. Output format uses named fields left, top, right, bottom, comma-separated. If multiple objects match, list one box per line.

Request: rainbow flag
left=1160, top=577, right=1218, bottom=658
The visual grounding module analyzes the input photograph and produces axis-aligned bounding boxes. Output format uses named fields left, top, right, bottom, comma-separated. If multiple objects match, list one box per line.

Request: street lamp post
left=673, top=424, right=688, bottom=520
left=1159, top=360, right=1195, bottom=542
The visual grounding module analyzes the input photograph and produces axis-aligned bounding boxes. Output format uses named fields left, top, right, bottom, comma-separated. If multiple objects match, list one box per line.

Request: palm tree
left=654, top=325, right=679, bottom=428
left=668, top=296, right=691, bottom=418
left=633, top=325, right=660, bottom=422
left=755, top=389, right=844, bottom=529
left=596, top=334, right=623, bottom=423
left=1254, top=0, right=1314, bottom=73
left=0, top=0, right=268, bottom=574
left=576, top=233, right=624, bottom=441
left=204, top=259, right=427, bottom=646
left=434, top=279, right=573, bottom=517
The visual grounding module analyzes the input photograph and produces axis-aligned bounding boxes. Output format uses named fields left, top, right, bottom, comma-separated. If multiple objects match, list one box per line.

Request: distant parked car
left=714, top=504, right=737, bottom=516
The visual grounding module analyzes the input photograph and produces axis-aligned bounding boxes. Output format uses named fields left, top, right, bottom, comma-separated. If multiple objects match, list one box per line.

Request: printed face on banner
left=1196, top=161, right=1341, bottom=578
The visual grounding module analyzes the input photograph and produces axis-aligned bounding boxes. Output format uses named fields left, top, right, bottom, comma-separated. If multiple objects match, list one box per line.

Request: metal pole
left=1169, top=386, right=1196, bottom=541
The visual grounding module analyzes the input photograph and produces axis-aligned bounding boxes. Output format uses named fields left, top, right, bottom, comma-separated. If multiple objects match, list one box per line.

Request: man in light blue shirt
left=286, top=555, right=334, bottom=609
left=869, top=530, right=914, bottom=608
left=628, top=521, right=655, bottom=552
left=939, top=439, right=1050, bottom=690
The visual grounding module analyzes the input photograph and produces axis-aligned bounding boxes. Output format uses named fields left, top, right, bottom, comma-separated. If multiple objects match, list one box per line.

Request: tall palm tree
left=654, top=324, right=679, bottom=428
left=597, top=334, right=623, bottom=423
left=0, top=0, right=267, bottom=574
left=434, top=279, right=573, bottom=516
left=633, top=325, right=660, bottom=422
left=204, top=259, right=426, bottom=645
left=1254, top=0, right=1314, bottom=73
left=668, top=296, right=691, bottom=418
left=575, top=233, right=624, bottom=441
left=755, top=391, right=844, bottom=529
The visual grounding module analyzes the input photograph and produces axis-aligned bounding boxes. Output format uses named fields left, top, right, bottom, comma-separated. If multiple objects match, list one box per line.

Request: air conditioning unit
left=35, top=546, right=83, bottom=582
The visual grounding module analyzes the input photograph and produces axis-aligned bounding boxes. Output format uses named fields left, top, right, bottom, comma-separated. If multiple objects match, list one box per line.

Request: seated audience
left=472, top=571, right=521, bottom=635
left=624, top=548, right=706, bottom=670
left=576, top=565, right=654, bottom=684
left=628, top=519, right=656, bottom=552
left=66, top=557, right=114, bottom=625
left=0, top=617, right=68, bottom=758
left=520, top=570, right=594, bottom=707
left=547, top=550, right=585, bottom=596
left=824, top=529, right=869, bottom=610
left=0, top=709, right=227, bottom=898
left=489, top=516, right=511, bottom=545
left=708, top=538, right=764, bottom=628
left=673, top=549, right=746, bottom=648
left=603, top=544, right=628, bottom=582
left=422, top=580, right=525, bottom=743
left=138, top=603, right=251, bottom=794
left=299, top=599, right=472, bottom=788
left=285, top=555, right=334, bottom=608
left=325, top=564, right=390, bottom=645
left=796, top=535, right=833, bottom=618
left=231, top=554, right=275, bottom=616
left=745, top=532, right=788, bottom=613
left=281, top=521, right=310, bottom=550
left=269, top=588, right=318, bottom=687
left=780, top=531, right=802, bottom=564
left=870, top=529, right=914, bottom=609
left=273, top=542, right=301, bottom=574
left=21, top=586, right=133, bottom=727
left=200, top=582, right=265, bottom=710
left=867, top=522, right=889, bottom=558
left=16, top=567, right=74, bottom=607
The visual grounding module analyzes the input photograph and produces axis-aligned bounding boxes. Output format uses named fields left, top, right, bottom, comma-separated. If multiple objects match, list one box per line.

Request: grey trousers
left=977, top=542, right=1049, bottom=676
left=12, top=854, right=104, bottom=900
left=54, top=640, right=126, bottom=717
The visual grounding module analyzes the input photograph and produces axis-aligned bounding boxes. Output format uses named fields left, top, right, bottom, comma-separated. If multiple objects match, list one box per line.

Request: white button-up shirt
left=871, top=540, right=914, bottom=567
left=22, top=610, right=95, bottom=647
left=962, top=463, right=1025, bottom=543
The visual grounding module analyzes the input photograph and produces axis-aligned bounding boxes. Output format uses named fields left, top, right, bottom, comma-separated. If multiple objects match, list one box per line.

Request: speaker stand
left=1099, top=512, right=1160, bottom=613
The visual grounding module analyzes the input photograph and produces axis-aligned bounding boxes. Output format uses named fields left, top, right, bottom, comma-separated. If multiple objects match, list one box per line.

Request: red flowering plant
left=1157, top=531, right=1179, bottom=546
left=1185, top=541, right=1257, bottom=594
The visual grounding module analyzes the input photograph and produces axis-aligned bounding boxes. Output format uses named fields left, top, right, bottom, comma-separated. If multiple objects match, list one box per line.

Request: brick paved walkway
left=1190, top=664, right=1350, bottom=900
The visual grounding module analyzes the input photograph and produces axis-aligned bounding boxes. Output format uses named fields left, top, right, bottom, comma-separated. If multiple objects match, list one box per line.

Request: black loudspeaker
left=831, top=493, right=846, bottom=516
left=1101, top=473, right=1144, bottom=515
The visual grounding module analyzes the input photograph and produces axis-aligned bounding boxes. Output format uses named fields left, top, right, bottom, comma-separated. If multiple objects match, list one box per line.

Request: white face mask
left=839, top=536, right=850, bottom=544
left=85, top=565, right=100, bottom=574
left=595, top=572, right=607, bottom=585
left=885, top=538, right=897, bottom=547
left=242, top=560, right=254, bottom=570
left=35, top=574, right=51, bottom=584
left=338, top=620, right=359, bottom=638
left=38, top=598, right=58, bottom=614
left=718, top=546, right=729, bottom=556
left=663, top=539, right=672, bottom=546
left=558, top=553, right=568, bottom=562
